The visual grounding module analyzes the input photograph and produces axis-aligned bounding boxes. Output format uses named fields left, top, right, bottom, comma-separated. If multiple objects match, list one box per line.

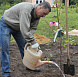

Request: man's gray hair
left=38, top=2, right=51, bottom=12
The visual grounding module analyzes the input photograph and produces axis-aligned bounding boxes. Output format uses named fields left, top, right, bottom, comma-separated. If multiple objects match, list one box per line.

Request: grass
left=0, top=3, right=78, bottom=44
left=36, top=7, right=78, bottom=44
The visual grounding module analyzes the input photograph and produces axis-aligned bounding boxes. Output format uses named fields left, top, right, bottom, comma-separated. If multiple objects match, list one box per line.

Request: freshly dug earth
left=0, top=42, right=78, bottom=77
left=0, top=35, right=78, bottom=77
left=34, top=34, right=51, bottom=44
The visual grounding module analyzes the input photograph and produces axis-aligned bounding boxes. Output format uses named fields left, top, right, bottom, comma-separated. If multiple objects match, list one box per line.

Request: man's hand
left=31, top=43, right=39, bottom=50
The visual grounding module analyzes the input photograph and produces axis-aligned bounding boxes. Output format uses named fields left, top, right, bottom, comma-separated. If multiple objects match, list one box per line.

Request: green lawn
left=36, top=7, right=78, bottom=44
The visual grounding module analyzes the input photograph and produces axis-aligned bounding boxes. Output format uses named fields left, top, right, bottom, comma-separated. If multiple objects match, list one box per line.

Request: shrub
left=70, top=5, right=76, bottom=8
left=76, top=7, right=78, bottom=13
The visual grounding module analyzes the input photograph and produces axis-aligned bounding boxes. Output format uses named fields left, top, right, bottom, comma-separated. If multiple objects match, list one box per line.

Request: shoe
left=26, top=67, right=41, bottom=72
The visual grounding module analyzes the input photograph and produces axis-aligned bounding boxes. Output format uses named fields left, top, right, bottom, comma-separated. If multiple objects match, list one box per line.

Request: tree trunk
left=67, top=0, right=69, bottom=7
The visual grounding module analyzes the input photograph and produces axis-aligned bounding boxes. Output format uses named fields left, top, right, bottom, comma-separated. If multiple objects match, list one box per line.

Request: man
left=0, top=1, right=51, bottom=77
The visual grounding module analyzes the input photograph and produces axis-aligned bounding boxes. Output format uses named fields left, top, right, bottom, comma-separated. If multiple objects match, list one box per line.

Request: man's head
left=36, top=2, right=51, bottom=18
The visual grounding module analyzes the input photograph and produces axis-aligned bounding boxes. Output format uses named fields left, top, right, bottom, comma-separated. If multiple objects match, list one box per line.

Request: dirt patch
left=0, top=42, right=78, bottom=77
left=34, top=34, right=51, bottom=44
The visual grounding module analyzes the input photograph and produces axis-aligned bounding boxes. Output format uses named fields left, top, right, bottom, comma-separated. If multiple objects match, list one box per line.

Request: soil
left=34, top=34, right=51, bottom=44
left=0, top=42, right=78, bottom=77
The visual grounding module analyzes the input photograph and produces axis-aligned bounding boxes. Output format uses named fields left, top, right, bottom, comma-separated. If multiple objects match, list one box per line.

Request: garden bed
left=0, top=42, right=78, bottom=77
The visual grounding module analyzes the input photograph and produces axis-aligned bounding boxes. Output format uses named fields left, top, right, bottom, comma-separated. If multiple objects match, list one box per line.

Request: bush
left=62, top=0, right=76, bottom=5
left=70, top=5, right=76, bottom=8
left=69, top=0, right=76, bottom=5
left=76, top=7, right=78, bottom=13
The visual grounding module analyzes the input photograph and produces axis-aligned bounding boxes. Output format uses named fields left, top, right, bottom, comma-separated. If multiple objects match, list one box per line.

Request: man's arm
left=20, top=12, right=39, bottom=45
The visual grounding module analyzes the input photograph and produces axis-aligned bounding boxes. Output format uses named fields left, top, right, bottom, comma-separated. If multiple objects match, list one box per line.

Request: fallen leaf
left=45, top=49, right=50, bottom=50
